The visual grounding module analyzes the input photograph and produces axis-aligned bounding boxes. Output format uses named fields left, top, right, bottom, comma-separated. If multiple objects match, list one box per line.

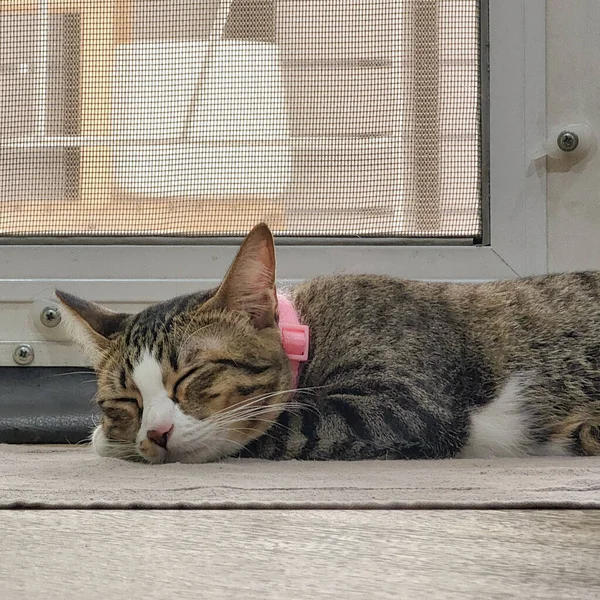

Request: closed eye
left=171, top=360, right=270, bottom=401
left=98, top=397, right=139, bottom=406
left=98, top=397, right=141, bottom=413
left=172, top=367, right=201, bottom=401
left=99, top=398, right=142, bottom=420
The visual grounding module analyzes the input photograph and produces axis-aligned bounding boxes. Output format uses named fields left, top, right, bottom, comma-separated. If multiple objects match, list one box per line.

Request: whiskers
left=98, top=438, right=146, bottom=463
left=166, top=386, right=326, bottom=463
left=206, top=385, right=326, bottom=433
left=44, top=369, right=96, bottom=379
left=89, top=390, right=104, bottom=409
left=73, top=432, right=94, bottom=446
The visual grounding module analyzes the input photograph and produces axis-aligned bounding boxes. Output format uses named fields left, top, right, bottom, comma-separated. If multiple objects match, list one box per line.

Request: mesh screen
left=0, top=1, right=482, bottom=238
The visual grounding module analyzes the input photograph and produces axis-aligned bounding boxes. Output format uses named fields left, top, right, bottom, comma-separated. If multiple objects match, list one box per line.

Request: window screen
left=0, top=1, right=482, bottom=238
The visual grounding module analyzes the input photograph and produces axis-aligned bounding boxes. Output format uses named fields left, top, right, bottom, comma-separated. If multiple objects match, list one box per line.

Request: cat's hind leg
left=459, top=374, right=582, bottom=458
left=459, top=375, right=536, bottom=458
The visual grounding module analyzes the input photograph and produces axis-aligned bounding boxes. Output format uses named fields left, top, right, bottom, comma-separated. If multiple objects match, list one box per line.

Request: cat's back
left=293, top=273, right=447, bottom=329
left=292, top=271, right=600, bottom=373
left=293, top=274, right=457, bottom=350
left=291, top=274, right=471, bottom=382
left=293, top=270, right=600, bottom=332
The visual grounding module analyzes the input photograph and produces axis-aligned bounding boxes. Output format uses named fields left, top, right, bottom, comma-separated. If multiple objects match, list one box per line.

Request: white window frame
left=0, top=0, right=547, bottom=366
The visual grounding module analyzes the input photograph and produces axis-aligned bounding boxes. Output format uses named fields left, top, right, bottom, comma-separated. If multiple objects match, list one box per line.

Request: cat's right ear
left=55, top=290, right=129, bottom=365
left=212, top=222, right=278, bottom=329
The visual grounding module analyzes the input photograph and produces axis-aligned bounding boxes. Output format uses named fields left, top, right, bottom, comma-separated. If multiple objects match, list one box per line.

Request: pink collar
left=277, top=293, right=309, bottom=387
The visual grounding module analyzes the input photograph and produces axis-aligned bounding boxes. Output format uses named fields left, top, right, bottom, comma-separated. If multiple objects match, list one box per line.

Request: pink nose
left=147, top=425, right=173, bottom=449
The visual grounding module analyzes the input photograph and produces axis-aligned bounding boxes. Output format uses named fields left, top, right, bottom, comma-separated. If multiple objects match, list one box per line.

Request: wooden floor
left=1, top=510, right=598, bottom=599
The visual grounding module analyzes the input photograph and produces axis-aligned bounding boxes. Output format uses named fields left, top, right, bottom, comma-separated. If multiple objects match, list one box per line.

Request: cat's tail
left=553, top=415, right=600, bottom=456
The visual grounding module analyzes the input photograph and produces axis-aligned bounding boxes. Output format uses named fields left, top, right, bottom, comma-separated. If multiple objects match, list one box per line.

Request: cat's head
left=56, top=223, right=294, bottom=464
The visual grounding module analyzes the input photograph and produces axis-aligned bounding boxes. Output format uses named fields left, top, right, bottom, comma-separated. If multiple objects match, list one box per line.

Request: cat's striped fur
left=57, top=224, right=600, bottom=463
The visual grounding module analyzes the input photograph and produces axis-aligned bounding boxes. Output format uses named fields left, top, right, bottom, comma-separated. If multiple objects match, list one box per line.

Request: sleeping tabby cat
left=57, top=223, right=600, bottom=463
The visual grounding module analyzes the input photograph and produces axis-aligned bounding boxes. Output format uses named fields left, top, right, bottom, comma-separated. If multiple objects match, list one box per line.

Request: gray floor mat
left=1, top=445, right=599, bottom=508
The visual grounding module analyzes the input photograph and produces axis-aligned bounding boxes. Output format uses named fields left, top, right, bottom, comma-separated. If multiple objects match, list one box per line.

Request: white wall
left=547, top=1, right=600, bottom=271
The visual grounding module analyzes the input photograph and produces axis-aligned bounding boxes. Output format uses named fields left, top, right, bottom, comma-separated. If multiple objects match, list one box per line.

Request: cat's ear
left=55, top=290, right=129, bottom=364
left=213, top=223, right=277, bottom=329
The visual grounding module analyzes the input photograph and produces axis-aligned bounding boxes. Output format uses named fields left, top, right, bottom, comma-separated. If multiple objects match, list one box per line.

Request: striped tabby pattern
left=57, top=224, right=600, bottom=463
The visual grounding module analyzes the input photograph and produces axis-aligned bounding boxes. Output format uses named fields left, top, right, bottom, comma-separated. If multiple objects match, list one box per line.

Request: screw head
left=13, top=344, right=34, bottom=366
left=40, top=306, right=62, bottom=328
left=557, top=130, right=579, bottom=152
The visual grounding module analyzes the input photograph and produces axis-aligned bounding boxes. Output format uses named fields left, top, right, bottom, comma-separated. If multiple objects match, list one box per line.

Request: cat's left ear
left=213, top=222, right=277, bottom=329
left=55, top=290, right=129, bottom=365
